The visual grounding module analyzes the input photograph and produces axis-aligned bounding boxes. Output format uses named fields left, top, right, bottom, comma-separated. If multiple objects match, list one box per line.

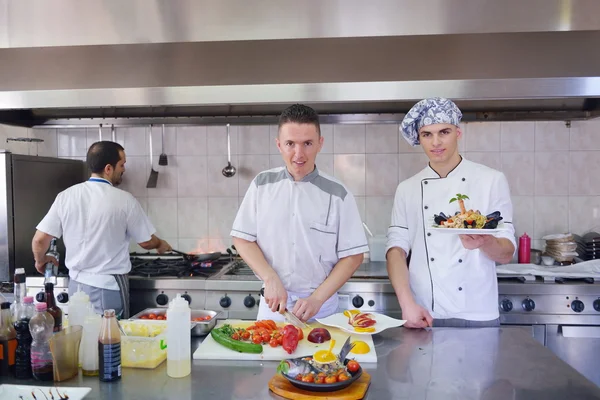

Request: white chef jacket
left=386, top=157, right=516, bottom=321
left=231, top=166, right=368, bottom=319
left=36, top=177, right=156, bottom=290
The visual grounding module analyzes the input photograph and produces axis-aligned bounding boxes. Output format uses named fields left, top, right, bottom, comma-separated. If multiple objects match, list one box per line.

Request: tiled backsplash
left=2, top=119, right=600, bottom=256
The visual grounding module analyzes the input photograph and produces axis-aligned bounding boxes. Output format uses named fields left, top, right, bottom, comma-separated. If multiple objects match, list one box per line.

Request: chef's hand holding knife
left=263, top=272, right=288, bottom=315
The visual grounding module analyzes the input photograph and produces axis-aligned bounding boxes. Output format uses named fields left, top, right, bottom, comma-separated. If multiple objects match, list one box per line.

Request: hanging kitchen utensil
left=222, top=123, right=236, bottom=178
left=111, top=125, right=116, bottom=142
left=146, top=124, right=159, bottom=188
left=158, top=124, right=168, bottom=166
left=98, top=124, right=102, bottom=141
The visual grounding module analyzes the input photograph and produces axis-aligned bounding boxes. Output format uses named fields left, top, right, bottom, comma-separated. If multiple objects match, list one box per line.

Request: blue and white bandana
left=400, top=97, right=463, bottom=147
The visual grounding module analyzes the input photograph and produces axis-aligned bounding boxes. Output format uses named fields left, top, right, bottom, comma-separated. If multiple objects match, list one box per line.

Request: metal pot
left=530, top=248, right=542, bottom=265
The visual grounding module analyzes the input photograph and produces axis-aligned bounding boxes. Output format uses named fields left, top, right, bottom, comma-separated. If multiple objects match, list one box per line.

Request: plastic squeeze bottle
left=518, top=233, right=531, bottom=264
left=166, top=294, right=191, bottom=378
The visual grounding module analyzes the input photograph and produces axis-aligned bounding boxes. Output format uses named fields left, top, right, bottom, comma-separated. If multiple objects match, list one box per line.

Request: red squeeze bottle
left=518, top=233, right=531, bottom=263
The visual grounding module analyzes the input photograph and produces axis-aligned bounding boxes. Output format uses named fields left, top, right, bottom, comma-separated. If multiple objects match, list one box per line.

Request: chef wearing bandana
left=386, top=97, right=516, bottom=328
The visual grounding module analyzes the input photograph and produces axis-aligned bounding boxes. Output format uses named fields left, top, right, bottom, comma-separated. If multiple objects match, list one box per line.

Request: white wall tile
left=209, top=238, right=232, bottom=253
left=569, top=151, right=600, bottom=195
left=177, top=197, right=208, bottom=238
left=570, top=120, right=600, bottom=151
left=365, top=196, right=394, bottom=235
left=208, top=197, right=239, bottom=238
left=534, top=121, right=570, bottom=151
left=501, top=122, right=535, bottom=152
left=178, top=238, right=213, bottom=254
left=569, top=196, right=600, bottom=235
left=151, top=125, right=177, bottom=156
left=366, top=154, right=398, bottom=196
left=147, top=157, right=178, bottom=198
left=269, top=125, right=280, bottom=155
left=119, top=156, right=148, bottom=198
left=511, top=196, right=534, bottom=239
left=333, top=125, right=365, bottom=154
left=207, top=125, right=238, bottom=156
left=533, top=196, right=569, bottom=240
left=238, top=125, right=270, bottom=155
left=147, top=197, right=178, bottom=238
left=177, top=156, right=208, bottom=197
left=398, top=153, right=429, bottom=183
left=207, top=155, right=239, bottom=197
left=334, top=154, right=365, bottom=196
left=319, top=124, right=334, bottom=154
left=316, top=154, right=334, bottom=177
left=176, top=126, right=207, bottom=156
left=465, top=122, right=500, bottom=152
left=30, top=129, right=58, bottom=157
left=464, top=152, right=501, bottom=171
left=354, top=196, right=366, bottom=223
left=85, top=126, right=113, bottom=148
left=458, top=123, right=467, bottom=154
left=501, top=152, right=535, bottom=196
left=366, top=124, right=399, bottom=154
left=58, top=129, right=88, bottom=157
left=269, top=155, right=284, bottom=169
left=534, top=152, right=569, bottom=196
left=122, top=127, right=148, bottom=156
left=398, top=128, right=423, bottom=153
left=238, top=155, right=270, bottom=195
left=135, top=197, right=148, bottom=213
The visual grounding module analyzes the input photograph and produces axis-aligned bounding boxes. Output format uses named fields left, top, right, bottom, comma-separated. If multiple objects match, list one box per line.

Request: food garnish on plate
left=433, top=193, right=503, bottom=229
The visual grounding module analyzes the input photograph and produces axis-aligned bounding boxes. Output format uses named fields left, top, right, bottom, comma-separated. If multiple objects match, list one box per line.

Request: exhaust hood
left=0, top=0, right=599, bottom=126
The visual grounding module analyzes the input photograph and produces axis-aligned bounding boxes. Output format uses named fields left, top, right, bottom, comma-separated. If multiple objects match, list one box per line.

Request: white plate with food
left=0, top=385, right=92, bottom=400
left=316, top=311, right=406, bottom=335
left=428, top=221, right=509, bottom=235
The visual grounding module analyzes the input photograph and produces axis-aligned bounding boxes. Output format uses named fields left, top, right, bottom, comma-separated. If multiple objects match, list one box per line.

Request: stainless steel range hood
left=1, top=0, right=600, bottom=126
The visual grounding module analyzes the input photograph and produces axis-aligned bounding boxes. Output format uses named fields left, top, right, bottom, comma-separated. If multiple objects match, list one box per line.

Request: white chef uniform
left=386, top=158, right=516, bottom=321
left=231, top=166, right=369, bottom=321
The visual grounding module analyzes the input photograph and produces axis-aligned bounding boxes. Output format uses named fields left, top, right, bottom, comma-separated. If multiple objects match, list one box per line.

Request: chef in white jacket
left=231, top=104, right=368, bottom=322
left=386, top=97, right=516, bottom=328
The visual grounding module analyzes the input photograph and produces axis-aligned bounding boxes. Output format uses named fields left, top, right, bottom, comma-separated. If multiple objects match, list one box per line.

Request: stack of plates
left=543, top=233, right=579, bottom=262
left=573, top=232, right=600, bottom=261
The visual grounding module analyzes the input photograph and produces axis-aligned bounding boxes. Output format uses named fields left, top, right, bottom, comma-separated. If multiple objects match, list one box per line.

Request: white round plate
left=428, top=221, right=508, bottom=235
left=316, top=312, right=406, bottom=335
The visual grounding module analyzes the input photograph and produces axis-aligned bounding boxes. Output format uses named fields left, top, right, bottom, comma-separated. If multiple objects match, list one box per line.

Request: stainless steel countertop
left=3, top=327, right=600, bottom=399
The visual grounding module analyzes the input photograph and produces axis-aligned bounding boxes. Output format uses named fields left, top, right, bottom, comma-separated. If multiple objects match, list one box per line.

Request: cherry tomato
left=296, top=327, right=304, bottom=340
left=156, top=315, right=165, bottom=320
left=241, top=331, right=250, bottom=340
left=148, top=313, right=157, bottom=320
left=140, top=315, right=149, bottom=320
left=301, top=374, right=315, bottom=383
left=324, top=375, right=337, bottom=384
left=261, top=332, right=271, bottom=343
left=277, top=335, right=283, bottom=345
left=314, top=375, right=325, bottom=384
left=295, top=374, right=303, bottom=380
left=346, top=360, right=360, bottom=373
left=252, top=335, right=262, bottom=344
left=337, top=372, right=351, bottom=381
left=269, top=338, right=278, bottom=347
left=231, top=333, right=240, bottom=340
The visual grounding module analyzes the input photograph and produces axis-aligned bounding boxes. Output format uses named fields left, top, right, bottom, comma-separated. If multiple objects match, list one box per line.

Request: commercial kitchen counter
left=3, top=326, right=600, bottom=399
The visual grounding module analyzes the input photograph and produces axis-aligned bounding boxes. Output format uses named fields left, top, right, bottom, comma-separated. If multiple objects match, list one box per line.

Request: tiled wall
left=2, top=119, right=600, bottom=257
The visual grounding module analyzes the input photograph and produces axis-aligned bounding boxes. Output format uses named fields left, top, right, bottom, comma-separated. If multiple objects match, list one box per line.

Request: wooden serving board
left=193, top=320, right=377, bottom=363
left=268, top=372, right=371, bottom=400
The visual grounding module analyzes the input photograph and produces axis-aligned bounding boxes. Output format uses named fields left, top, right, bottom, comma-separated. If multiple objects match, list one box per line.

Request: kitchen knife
left=258, top=288, right=309, bottom=329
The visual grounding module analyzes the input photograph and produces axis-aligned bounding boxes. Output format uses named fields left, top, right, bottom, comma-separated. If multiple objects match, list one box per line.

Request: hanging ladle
left=222, top=123, right=236, bottom=178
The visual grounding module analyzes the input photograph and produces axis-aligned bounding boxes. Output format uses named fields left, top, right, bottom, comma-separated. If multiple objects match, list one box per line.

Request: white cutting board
left=193, top=320, right=377, bottom=363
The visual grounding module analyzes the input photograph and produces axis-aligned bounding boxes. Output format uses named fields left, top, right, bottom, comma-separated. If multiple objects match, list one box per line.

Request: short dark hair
left=86, top=141, right=125, bottom=173
left=278, top=104, right=321, bottom=136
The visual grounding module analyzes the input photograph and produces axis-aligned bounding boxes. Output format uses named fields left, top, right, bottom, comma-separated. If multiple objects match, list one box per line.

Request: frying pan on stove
left=171, top=249, right=222, bottom=262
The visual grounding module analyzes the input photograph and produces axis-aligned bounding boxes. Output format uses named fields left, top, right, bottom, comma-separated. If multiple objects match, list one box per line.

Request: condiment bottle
left=98, top=309, right=121, bottom=382
left=0, top=302, right=17, bottom=376
left=14, top=296, right=35, bottom=379
left=44, top=283, right=63, bottom=333
left=518, top=233, right=531, bottom=263
left=29, top=302, right=54, bottom=381
left=166, top=294, right=191, bottom=378
left=81, top=314, right=102, bottom=376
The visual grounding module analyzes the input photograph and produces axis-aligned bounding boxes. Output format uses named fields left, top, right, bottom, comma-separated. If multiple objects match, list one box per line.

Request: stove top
left=129, top=252, right=239, bottom=278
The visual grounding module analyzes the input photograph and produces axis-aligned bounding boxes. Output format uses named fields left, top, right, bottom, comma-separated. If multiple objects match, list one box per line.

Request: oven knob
left=594, top=299, right=600, bottom=312
left=156, top=293, right=169, bottom=306
left=352, top=295, right=364, bottom=308
left=368, top=300, right=375, bottom=307
left=571, top=300, right=585, bottom=313
left=56, top=292, right=69, bottom=304
left=182, top=294, right=192, bottom=305
left=220, top=295, right=231, bottom=308
left=35, top=292, right=45, bottom=303
left=244, top=295, right=256, bottom=308
left=500, top=299, right=513, bottom=312
left=522, top=298, right=535, bottom=312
